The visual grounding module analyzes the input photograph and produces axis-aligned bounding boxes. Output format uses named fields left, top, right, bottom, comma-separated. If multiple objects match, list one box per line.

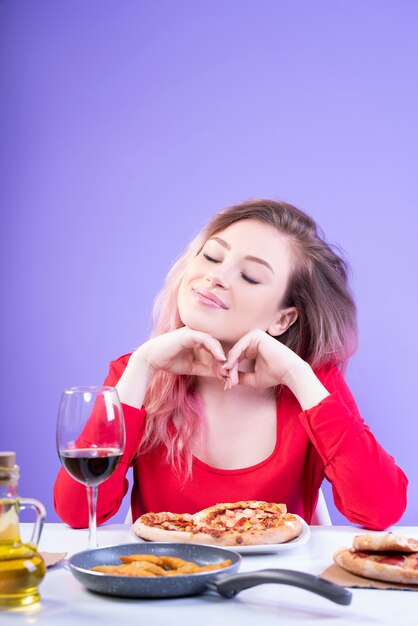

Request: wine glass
left=56, top=386, right=126, bottom=548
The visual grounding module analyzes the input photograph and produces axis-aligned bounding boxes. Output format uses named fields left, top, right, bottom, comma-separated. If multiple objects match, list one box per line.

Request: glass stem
left=86, top=485, right=98, bottom=549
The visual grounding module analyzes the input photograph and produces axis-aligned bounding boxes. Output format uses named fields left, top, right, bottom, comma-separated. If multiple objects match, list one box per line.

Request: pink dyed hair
left=141, top=199, right=358, bottom=473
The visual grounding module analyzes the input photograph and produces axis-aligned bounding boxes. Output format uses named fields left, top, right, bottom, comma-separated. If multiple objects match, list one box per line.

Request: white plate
left=128, top=515, right=310, bottom=555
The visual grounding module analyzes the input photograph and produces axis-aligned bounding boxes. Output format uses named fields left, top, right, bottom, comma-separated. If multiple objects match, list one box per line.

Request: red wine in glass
left=59, top=448, right=123, bottom=485
left=57, top=386, right=126, bottom=548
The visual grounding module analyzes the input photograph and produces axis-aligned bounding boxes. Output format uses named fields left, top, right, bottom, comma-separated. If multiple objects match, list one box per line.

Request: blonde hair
left=142, top=199, right=358, bottom=473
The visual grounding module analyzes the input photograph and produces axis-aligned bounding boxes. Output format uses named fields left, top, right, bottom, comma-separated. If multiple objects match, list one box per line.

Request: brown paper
left=40, top=552, right=67, bottom=568
left=321, top=563, right=418, bottom=591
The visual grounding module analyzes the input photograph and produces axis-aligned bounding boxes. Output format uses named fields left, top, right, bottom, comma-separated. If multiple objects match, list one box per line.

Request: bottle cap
left=0, top=452, right=16, bottom=468
left=0, top=452, right=19, bottom=484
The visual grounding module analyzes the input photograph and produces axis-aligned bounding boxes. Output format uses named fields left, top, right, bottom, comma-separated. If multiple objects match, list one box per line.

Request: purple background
left=1, top=1, right=417, bottom=526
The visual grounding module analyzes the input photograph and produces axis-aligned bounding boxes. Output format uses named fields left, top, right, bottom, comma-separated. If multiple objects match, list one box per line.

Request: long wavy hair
left=141, top=199, right=358, bottom=473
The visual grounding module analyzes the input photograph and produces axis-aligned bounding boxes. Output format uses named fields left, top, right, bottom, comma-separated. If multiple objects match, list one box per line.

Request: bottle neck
left=0, top=463, right=20, bottom=544
left=0, top=481, right=18, bottom=500
left=0, top=465, right=19, bottom=501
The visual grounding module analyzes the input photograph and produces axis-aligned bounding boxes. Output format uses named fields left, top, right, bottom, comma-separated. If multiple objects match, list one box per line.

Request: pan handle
left=211, top=569, right=352, bottom=605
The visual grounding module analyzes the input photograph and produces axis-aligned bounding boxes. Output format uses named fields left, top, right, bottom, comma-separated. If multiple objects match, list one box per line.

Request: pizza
left=352, top=531, right=418, bottom=553
left=333, top=532, right=418, bottom=585
left=133, top=501, right=303, bottom=546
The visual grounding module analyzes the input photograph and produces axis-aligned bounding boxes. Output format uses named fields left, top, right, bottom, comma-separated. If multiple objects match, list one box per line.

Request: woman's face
left=177, top=219, right=297, bottom=345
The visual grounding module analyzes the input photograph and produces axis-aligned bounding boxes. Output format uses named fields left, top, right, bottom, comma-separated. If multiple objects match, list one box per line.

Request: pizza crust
left=352, top=532, right=418, bottom=553
left=133, top=522, right=196, bottom=544
left=333, top=548, right=418, bottom=585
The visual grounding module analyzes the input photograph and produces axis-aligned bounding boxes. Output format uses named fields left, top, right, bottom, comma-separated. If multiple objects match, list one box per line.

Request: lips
left=192, top=289, right=228, bottom=309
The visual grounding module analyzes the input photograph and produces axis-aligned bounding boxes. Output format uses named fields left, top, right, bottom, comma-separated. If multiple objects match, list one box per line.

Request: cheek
left=237, top=291, right=279, bottom=326
left=181, top=258, right=201, bottom=284
left=177, top=275, right=188, bottom=310
left=177, top=268, right=198, bottom=321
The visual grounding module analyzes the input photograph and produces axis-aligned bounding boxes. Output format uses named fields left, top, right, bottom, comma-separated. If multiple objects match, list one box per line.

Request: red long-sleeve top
left=54, top=354, right=408, bottom=530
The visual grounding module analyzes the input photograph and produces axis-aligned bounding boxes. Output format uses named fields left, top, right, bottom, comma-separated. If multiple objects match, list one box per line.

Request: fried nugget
left=124, top=561, right=167, bottom=575
left=175, top=562, right=202, bottom=574
left=119, top=554, right=164, bottom=566
left=159, top=556, right=188, bottom=569
left=91, top=560, right=166, bottom=576
left=90, top=555, right=232, bottom=577
left=91, top=564, right=155, bottom=577
left=91, top=565, right=127, bottom=575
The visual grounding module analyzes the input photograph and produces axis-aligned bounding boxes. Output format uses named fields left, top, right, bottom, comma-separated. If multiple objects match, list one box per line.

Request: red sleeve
left=298, top=365, right=408, bottom=530
left=53, top=354, right=146, bottom=528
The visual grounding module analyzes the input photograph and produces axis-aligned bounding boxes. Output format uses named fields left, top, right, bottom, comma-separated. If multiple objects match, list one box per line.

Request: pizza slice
left=133, top=511, right=197, bottom=543
left=192, top=500, right=301, bottom=546
left=334, top=549, right=418, bottom=585
left=333, top=532, right=418, bottom=585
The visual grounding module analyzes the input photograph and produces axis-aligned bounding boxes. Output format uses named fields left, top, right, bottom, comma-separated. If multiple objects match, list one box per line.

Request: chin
left=181, top=315, right=219, bottom=337
left=178, top=310, right=229, bottom=342
left=187, top=324, right=243, bottom=346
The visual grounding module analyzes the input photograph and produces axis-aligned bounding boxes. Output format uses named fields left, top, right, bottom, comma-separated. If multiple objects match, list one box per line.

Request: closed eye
left=203, top=253, right=260, bottom=284
left=241, top=273, right=260, bottom=285
left=203, top=253, right=221, bottom=263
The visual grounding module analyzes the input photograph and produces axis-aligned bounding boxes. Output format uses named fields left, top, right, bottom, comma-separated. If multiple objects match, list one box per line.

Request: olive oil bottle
left=0, top=452, right=46, bottom=608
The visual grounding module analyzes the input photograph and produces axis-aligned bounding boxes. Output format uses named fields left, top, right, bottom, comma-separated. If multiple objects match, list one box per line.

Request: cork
left=0, top=452, right=18, bottom=485
left=0, top=452, right=16, bottom=468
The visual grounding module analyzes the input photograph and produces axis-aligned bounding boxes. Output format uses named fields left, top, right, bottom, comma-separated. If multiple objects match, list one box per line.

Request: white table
left=2, top=524, right=417, bottom=625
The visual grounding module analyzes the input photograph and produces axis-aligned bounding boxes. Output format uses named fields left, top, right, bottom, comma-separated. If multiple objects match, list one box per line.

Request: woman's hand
left=116, top=327, right=227, bottom=408
left=136, top=327, right=227, bottom=379
left=222, top=329, right=302, bottom=389
left=222, top=329, right=330, bottom=410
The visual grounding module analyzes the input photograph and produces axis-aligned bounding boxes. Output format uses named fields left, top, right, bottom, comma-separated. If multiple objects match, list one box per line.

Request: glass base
left=0, top=589, right=40, bottom=609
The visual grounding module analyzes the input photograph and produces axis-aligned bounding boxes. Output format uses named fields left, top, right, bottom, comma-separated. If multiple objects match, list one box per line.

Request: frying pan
left=68, top=542, right=351, bottom=605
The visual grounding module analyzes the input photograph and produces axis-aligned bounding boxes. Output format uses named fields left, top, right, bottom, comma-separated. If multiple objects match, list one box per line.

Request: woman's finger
left=223, top=339, right=249, bottom=370
left=224, top=333, right=259, bottom=370
left=185, top=330, right=226, bottom=362
left=227, top=362, right=240, bottom=387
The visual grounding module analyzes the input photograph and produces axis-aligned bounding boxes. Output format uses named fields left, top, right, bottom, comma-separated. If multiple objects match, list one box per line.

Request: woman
left=54, top=199, right=407, bottom=529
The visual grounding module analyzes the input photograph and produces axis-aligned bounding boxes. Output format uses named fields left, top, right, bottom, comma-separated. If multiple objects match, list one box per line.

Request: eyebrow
left=209, top=236, right=275, bottom=274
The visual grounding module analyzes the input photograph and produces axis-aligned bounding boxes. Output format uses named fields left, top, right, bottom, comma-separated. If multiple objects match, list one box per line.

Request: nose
left=205, top=267, right=230, bottom=289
